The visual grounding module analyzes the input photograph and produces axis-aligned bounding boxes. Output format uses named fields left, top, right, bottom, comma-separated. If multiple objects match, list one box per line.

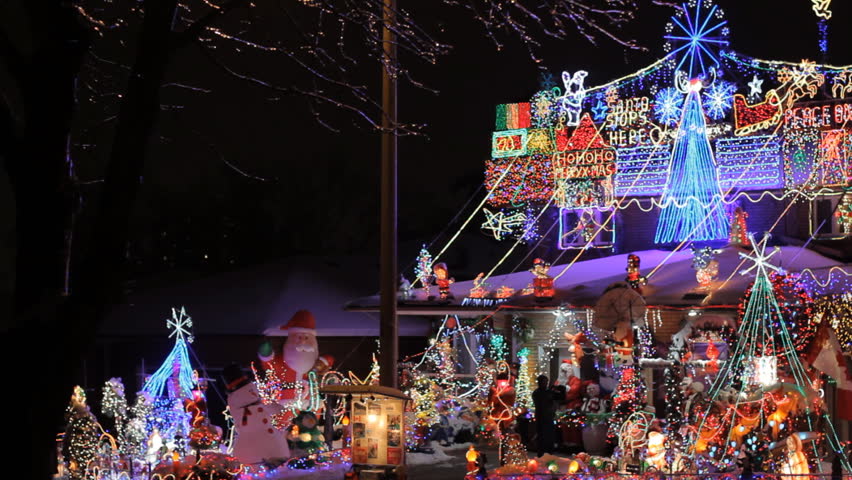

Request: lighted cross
left=738, top=233, right=783, bottom=277
left=167, top=306, right=195, bottom=343
left=481, top=208, right=526, bottom=240
left=748, top=75, right=763, bottom=98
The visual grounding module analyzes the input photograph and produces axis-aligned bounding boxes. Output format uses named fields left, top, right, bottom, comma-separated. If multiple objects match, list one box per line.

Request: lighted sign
left=492, top=129, right=528, bottom=158
left=784, top=100, right=852, bottom=130
left=553, top=114, right=617, bottom=209
left=351, top=394, right=406, bottom=466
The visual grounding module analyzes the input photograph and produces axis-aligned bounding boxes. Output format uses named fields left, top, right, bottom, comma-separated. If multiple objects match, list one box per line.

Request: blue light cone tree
left=655, top=81, right=729, bottom=244
left=142, top=307, right=197, bottom=451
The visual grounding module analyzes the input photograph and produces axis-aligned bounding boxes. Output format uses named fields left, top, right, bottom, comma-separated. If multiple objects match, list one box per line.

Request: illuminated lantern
left=342, top=415, right=350, bottom=426
left=751, top=356, right=778, bottom=387
left=466, top=446, right=479, bottom=472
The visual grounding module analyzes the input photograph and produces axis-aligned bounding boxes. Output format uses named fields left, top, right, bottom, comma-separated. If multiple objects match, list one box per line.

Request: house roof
left=102, top=256, right=432, bottom=337
left=346, top=245, right=851, bottom=314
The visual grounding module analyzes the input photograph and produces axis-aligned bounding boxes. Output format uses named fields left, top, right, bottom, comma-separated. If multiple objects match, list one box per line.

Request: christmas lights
left=557, top=71, right=588, bottom=126
left=715, top=135, right=784, bottom=190
left=64, top=386, right=102, bottom=480
left=534, top=310, right=573, bottom=373
left=514, top=348, right=534, bottom=414
left=814, top=292, right=852, bottom=353
left=663, top=0, right=729, bottom=80
left=837, top=191, right=852, bottom=234
left=692, top=234, right=849, bottom=470
left=414, top=244, right=433, bottom=292
left=484, top=155, right=552, bottom=207
left=142, top=307, right=197, bottom=400
left=654, top=80, right=729, bottom=244
left=702, top=80, right=736, bottom=121
left=481, top=208, right=527, bottom=240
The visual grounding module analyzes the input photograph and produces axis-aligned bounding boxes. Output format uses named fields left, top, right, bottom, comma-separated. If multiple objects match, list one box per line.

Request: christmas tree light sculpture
left=690, top=234, right=849, bottom=472
left=141, top=307, right=197, bottom=452
left=142, top=307, right=196, bottom=399
left=655, top=77, right=729, bottom=244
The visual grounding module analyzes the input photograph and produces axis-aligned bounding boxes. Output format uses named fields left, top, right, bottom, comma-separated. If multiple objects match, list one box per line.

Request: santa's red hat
left=317, top=354, right=334, bottom=367
left=280, top=310, right=316, bottom=335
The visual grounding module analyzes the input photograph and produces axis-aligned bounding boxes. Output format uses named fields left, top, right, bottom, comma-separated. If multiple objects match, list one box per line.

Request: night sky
left=5, top=0, right=852, bottom=293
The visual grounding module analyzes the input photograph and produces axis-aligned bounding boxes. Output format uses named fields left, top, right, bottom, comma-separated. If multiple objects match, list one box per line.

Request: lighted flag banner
left=495, top=103, right=531, bottom=130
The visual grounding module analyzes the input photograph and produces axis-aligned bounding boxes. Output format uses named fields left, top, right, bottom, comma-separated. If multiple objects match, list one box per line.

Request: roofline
left=344, top=303, right=740, bottom=315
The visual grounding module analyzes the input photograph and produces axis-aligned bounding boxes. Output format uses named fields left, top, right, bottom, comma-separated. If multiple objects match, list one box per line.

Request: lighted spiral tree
left=690, top=234, right=849, bottom=472
left=738, top=272, right=817, bottom=362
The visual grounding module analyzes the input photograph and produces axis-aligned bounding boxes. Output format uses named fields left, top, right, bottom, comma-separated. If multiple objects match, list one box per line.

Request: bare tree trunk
left=4, top=2, right=179, bottom=478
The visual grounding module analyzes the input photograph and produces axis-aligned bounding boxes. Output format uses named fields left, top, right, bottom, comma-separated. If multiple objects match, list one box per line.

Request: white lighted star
left=748, top=75, right=763, bottom=98
left=481, top=208, right=526, bottom=240
left=739, top=233, right=783, bottom=277
left=167, top=306, right=194, bottom=343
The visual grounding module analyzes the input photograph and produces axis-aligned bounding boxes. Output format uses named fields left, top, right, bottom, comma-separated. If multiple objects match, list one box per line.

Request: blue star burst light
left=664, top=0, right=729, bottom=80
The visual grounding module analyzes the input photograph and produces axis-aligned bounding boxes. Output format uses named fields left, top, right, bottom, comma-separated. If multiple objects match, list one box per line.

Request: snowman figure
left=223, top=364, right=290, bottom=465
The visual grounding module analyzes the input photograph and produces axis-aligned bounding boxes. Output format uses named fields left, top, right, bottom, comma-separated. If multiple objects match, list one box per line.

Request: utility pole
left=379, top=0, right=398, bottom=389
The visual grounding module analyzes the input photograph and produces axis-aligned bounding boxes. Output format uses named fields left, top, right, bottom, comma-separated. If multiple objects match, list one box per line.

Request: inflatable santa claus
left=257, top=310, right=334, bottom=416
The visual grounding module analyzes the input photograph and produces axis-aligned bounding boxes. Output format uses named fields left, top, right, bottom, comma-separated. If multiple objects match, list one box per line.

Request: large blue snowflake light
left=702, top=80, right=736, bottom=120
left=664, top=0, right=729, bottom=80
left=654, top=87, right=684, bottom=125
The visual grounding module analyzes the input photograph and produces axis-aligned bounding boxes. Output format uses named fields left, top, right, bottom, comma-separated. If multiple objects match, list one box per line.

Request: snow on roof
left=102, top=256, right=431, bottom=337
left=346, top=245, right=850, bottom=312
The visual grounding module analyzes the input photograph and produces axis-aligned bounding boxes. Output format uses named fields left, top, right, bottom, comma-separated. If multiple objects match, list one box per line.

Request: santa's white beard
left=284, top=340, right=318, bottom=375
